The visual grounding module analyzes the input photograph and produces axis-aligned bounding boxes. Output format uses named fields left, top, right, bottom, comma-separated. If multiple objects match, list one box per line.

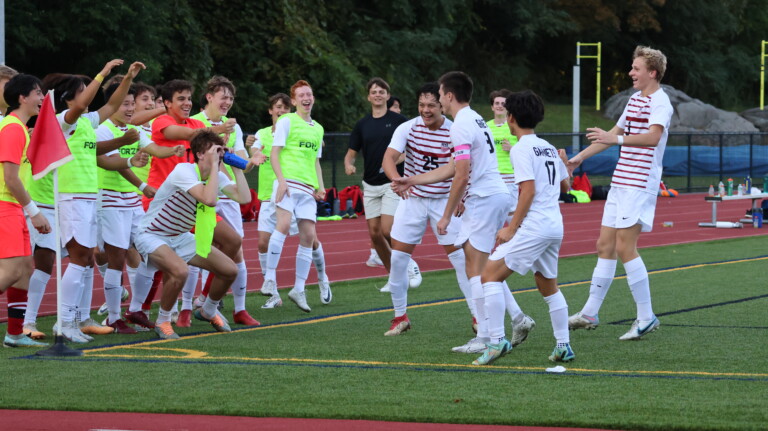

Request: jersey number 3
left=484, top=132, right=495, bottom=154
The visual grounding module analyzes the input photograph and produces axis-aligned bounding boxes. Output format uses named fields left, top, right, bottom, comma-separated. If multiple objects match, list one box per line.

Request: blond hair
left=0, top=65, right=18, bottom=81
left=633, top=46, right=667, bottom=82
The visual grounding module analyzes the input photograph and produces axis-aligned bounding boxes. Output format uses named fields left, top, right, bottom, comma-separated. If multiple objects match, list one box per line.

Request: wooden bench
left=699, top=193, right=768, bottom=227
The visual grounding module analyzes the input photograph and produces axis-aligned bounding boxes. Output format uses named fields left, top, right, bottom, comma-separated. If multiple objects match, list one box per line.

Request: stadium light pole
left=573, top=42, right=601, bottom=153
left=0, top=0, right=5, bottom=65
left=761, top=40, right=767, bottom=110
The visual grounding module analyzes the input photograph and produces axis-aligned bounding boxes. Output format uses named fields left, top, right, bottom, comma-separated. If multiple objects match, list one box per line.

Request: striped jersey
left=389, top=116, right=453, bottom=198
left=140, top=163, right=233, bottom=236
left=613, top=89, right=673, bottom=195
left=451, top=107, right=508, bottom=197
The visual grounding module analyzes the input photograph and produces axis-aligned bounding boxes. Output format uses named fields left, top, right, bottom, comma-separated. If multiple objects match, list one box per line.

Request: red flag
left=28, top=91, right=73, bottom=180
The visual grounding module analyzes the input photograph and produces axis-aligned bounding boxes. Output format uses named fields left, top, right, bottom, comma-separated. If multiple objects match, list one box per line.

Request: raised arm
left=64, top=59, right=124, bottom=125
left=97, top=61, right=146, bottom=124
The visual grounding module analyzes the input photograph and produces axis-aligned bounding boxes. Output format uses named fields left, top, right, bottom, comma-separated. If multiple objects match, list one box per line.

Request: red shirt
left=147, top=114, right=205, bottom=189
left=0, top=113, right=27, bottom=166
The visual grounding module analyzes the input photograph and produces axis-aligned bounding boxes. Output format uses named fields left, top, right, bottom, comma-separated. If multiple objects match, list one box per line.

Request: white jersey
left=140, top=163, right=233, bottom=236
left=511, top=134, right=569, bottom=239
left=389, top=116, right=453, bottom=198
left=450, top=106, right=508, bottom=197
left=613, top=88, right=673, bottom=195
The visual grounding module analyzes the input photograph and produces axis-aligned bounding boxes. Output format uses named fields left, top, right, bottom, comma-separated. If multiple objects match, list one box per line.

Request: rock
left=739, top=107, right=768, bottom=132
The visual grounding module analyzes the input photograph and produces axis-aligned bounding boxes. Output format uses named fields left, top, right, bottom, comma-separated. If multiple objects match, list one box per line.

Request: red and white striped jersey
left=613, top=89, right=673, bottom=194
left=389, top=116, right=453, bottom=198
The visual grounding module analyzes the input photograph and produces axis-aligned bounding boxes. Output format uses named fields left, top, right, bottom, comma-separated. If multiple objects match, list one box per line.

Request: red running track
left=1, top=192, right=765, bottom=321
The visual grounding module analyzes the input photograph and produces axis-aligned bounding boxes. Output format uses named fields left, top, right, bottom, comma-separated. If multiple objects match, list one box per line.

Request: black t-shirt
left=348, top=110, right=407, bottom=185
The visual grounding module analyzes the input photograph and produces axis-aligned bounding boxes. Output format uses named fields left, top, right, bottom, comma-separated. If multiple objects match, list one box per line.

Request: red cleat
left=176, top=309, right=192, bottom=327
left=124, top=310, right=155, bottom=329
left=233, top=310, right=260, bottom=326
left=108, top=318, right=138, bottom=334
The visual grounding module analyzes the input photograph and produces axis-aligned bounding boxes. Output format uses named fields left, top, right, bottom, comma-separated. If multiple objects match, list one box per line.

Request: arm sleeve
left=272, top=117, right=290, bottom=147
left=510, top=145, right=534, bottom=183
left=85, top=111, right=101, bottom=129
left=558, top=158, right=569, bottom=182
left=450, top=123, right=473, bottom=161
left=95, top=124, right=114, bottom=142
left=217, top=171, right=234, bottom=192
left=251, top=132, right=262, bottom=150
left=174, top=165, right=203, bottom=193
left=648, top=99, right=673, bottom=129
left=387, top=119, right=412, bottom=153
left=233, top=124, right=245, bottom=151
left=57, top=110, right=76, bottom=135
left=348, top=119, right=363, bottom=151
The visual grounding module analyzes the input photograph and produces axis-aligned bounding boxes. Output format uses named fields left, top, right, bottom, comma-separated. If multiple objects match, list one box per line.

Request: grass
left=2, top=235, right=766, bottom=430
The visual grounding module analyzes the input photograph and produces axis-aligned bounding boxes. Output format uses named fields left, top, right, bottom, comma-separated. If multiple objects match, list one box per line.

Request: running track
left=1, top=192, right=765, bottom=320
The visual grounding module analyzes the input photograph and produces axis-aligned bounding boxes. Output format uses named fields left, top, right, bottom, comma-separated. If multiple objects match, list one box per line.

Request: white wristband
left=139, top=182, right=148, bottom=192
left=126, top=157, right=134, bottom=168
left=24, top=201, right=40, bottom=218
left=617, top=135, right=624, bottom=145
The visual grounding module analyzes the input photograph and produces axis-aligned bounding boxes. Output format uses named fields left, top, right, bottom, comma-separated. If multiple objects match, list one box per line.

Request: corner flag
left=27, top=91, right=73, bottom=180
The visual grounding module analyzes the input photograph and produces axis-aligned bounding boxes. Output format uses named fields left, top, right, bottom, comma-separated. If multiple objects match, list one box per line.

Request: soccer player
left=387, top=96, right=402, bottom=114
left=567, top=46, right=672, bottom=341
left=380, top=82, right=474, bottom=336
left=249, top=93, right=331, bottom=309
left=0, top=73, right=50, bottom=347
left=134, top=130, right=250, bottom=339
left=263, top=80, right=328, bottom=312
left=344, top=78, right=421, bottom=289
left=473, top=90, right=574, bottom=365
left=487, top=89, right=519, bottom=219
left=0, top=65, right=18, bottom=119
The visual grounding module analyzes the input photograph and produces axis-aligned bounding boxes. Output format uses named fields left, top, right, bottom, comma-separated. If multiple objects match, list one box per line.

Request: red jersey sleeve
left=151, top=115, right=177, bottom=147
left=0, top=122, right=28, bottom=165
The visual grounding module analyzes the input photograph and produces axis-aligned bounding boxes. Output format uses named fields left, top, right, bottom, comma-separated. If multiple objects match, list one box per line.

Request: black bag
left=559, top=192, right=576, bottom=203
left=591, top=185, right=611, bottom=200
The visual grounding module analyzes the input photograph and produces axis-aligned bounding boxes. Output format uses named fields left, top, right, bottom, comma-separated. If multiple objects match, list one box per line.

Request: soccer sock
left=293, top=245, right=313, bottom=294
left=97, top=263, right=108, bottom=278
left=625, top=256, right=654, bottom=321
left=181, top=265, right=199, bottom=311
left=129, top=263, right=154, bottom=313
left=78, top=266, right=95, bottom=322
left=447, top=249, right=475, bottom=317
left=502, top=280, right=524, bottom=325
left=156, top=307, right=172, bottom=324
left=233, top=261, right=248, bottom=313
left=312, top=242, right=327, bottom=281
left=258, top=252, right=267, bottom=276
left=544, top=290, right=569, bottom=344
left=470, top=276, right=489, bottom=341
left=6, top=287, right=27, bottom=336
left=266, top=231, right=286, bottom=281
left=389, top=250, right=410, bottom=317
left=483, top=281, right=506, bottom=344
left=143, top=272, right=163, bottom=312
left=126, top=264, right=138, bottom=294
left=104, top=268, right=123, bottom=323
left=24, top=270, right=50, bottom=326
left=60, top=263, right=86, bottom=322
left=581, top=258, right=617, bottom=316
left=202, top=296, right=220, bottom=319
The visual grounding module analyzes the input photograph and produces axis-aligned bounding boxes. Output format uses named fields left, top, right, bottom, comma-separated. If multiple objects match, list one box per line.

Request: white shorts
left=98, top=205, right=143, bottom=251
left=60, top=196, right=97, bottom=248
left=257, top=201, right=299, bottom=236
left=272, top=182, right=317, bottom=222
left=506, top=182, right=519, bottom=214
left=455, top=193, right=510, bottom=254
left=363, top=181, right=400, bottom=219
left=134, top=230, right=197, bottom=271
left=602, top=187, right=657, bottom=233
left=216, top=199, right=244, bottom=237
left=490, top=230, right=561, bottom=279
left=391, top=196, right=461, bottom=246
left=27, top=205, right=68, bottom=257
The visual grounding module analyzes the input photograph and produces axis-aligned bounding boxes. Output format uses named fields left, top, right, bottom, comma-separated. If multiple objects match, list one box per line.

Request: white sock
left=156, top=307, right=172, bottom=324
left=181, top=265, right=199, bottom=311
left=126, top=265, right=138, bottom=294
left=389, top=250, right=410, bottom=317
left=202, top=296, right=220, bottom=319
left=625, top=256, right=653, bottom=321
left=77, top=266, right=95, bottom=322
left=544, top=290, right=569, bottom=344
left=581, top=258, right=617, bottom=316
left=97, top=263, right=108, bottom=278
left=266, top=231, right=286, bottom=281
left=293, top=245, right=313, bottom=293
left=447, top=249, right=475, bottom=317
left=312, top=242, right=327, bottom=281
left=129, top=262, right=154, bottom=313
left=60, top=263, right=86, bottom=322
left=104, top=268, right=123, bottom=323
left=502, top=280, right=524, bottom=325
left=233, top=261, right=248, bottom=312
left=470, top=276, right=489, bottom=341
left=258, top=252, right=268, bottom=276
left=24, top=269, right=51, bottom=325
left=483, top=281, right=506, bottom=344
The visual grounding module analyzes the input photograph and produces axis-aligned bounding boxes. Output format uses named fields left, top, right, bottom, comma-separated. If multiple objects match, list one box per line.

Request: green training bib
left=194, top=165, right=216, bottom=258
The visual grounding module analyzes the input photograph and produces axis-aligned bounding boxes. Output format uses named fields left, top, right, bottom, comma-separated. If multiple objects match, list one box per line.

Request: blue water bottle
left=745, top=176, right=752, bottom=195
left=222, top=152, right=248, bottom=169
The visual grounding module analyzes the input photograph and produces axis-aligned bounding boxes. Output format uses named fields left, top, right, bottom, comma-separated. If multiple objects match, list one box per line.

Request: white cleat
left=193, top=295, right=206, bottom=310
left=407, top=259, right=422, bottom=289
left=510, top=314, right=536, bottom=347
left=451, top=337, right=486, bottom=354
left=318, top=276, right=332, bottom=304
left=260, top=279, right=278, bottom=296
left=619, top=316, right=660, bottom=341
left=288, top=288, right=311, bottom=313
left=261, top=294, right=283, bottom=309
left=366, top=252, right=384, bottom=267
left=568, top=312, right=600, bottom=330
left=379, top=282, right=391, bottom=293
left=57, top=321, right=90, bottom=344
left=96, top=302, right=109, bottom=316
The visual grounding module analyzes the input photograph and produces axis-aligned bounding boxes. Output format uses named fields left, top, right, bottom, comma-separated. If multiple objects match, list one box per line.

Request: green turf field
left=1, top=236, right=766, bottom=431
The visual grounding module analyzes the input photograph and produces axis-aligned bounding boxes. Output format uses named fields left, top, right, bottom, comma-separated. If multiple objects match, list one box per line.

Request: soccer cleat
left=193, top=309, right=232, bottom=332
left=451, top=337, right=487, bottom=354
left=23, top=324, right=46, bottom=340
left=379, top=282, right=391, bottom=293
left=124, top=310, right=155, bottom=329
left=318, top=275, right=332, bottom=304
left=121, top=287, right=130, bottom=302
left=59, top=321, right=90, bottom=343
left=80, top=318, right=115, bottom=335
left=384, top=315, right=411, bottom=336
left=193, top=295, right=206, bottom=309
left=619, top=316, right=660, bottom=341
left=233, top=310, right=260, bottom=326
left=260, top=279, right=278, bottom=296
left=171, top=311, right=179, bottom=324
left=261, top=294, right=283, bottom=309
left=472, top=339, right=512, bottom=365
left=472, top=317, right=478, bottom=334
left=176, top=309, right=192, bottom=327
left=510, top=315, right=536, bottom=347
left=96, top=302, right=109, bottom=316
left=3, top=333, right=48, bottom=348
left=107, top=318, right=138, bottom=334
left=549, top=343, right=576, bottom=362
left=288, top=288, right=311, bottom=313
left=568, top=312, right=600, bottom=330
left=407, top=259, right=422, bottom=289
left=366, top=252, right=383, bottom=267
left=154, top=321, right=180, bottom=339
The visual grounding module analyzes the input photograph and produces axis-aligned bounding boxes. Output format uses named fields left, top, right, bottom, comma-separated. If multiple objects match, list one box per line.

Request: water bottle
left=726, top=178, right=733, bottom=196
left=745, top=176, right=752, bottom=195
left=718, top=181, right=725, bottom=197
left=708, top=185, right=715, bottom=196
left=753, top=209, right=763, bottom=228
left=222, top=151, right=248, bottom=169
left=737, top=183, right=744, bottom=196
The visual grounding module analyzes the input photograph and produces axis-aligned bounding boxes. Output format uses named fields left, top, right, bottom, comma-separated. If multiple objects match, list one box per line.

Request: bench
left=699, top=193, right=768, bottom=227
